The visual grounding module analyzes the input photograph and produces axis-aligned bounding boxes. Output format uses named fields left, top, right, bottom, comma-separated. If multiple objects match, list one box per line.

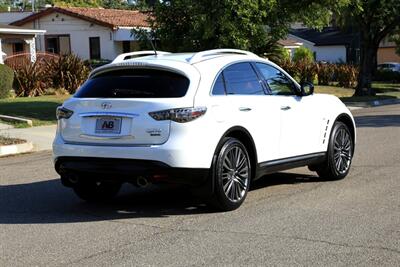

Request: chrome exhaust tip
left=136, top=176, right=149, bottom=188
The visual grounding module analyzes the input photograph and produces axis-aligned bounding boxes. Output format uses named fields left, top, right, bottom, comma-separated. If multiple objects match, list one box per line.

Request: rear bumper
left=55, top=157, right=209, bottom=186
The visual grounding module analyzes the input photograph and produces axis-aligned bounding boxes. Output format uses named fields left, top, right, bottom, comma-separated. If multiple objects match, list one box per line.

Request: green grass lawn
left=315, top=82, right=400, bottom=102
left=0, top=95, right=70, bottom=127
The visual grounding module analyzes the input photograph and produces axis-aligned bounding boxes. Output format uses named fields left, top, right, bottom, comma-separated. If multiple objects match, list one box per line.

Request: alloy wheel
left=333, top=128, right=352, bottom=174
left=221, top=146, right=250, bottom=202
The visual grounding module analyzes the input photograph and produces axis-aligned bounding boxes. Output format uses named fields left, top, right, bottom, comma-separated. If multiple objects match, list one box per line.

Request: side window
left=212, top=73, right=226, bottom=95
left=223, top=63, right=265, bottom=95
left=256, top=63, right=296, bottom=96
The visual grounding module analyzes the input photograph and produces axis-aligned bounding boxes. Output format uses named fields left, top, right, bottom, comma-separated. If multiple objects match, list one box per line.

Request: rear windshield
left=74, top=69, right=190, bottom=98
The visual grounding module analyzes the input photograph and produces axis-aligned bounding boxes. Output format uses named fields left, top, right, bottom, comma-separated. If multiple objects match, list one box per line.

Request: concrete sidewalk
left=0, top=122, right=56, bottom=151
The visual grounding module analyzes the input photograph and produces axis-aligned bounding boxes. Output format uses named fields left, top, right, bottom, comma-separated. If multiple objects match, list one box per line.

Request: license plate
left=95, top=117, right=122, bottom=134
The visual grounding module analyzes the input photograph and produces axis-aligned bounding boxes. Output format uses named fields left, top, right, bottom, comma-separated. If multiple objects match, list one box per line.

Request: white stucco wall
left=289, top=34, right=347, bottom=63
left=20, top=12, right=123, bottom=60
left=300, top=42, right=347, bottom=63
left=313, top=45, right=347, bottom=63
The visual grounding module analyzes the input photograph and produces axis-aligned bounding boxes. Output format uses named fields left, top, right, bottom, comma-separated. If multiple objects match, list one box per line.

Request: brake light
left=56, top=107, right=74, bottom=120
left=149, top=107, right=207, bottom=123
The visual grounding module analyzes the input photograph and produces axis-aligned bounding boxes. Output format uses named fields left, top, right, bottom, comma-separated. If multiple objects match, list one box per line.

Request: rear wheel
left=73, top=179, right=121, bottom=202
left=315, top=122, right=354, bottom=180
left=209, top=138, right=251, bottom=211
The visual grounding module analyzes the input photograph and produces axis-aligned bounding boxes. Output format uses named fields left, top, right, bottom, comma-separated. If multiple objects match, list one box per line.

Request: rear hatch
left=59, top=66, right=198, bottom=146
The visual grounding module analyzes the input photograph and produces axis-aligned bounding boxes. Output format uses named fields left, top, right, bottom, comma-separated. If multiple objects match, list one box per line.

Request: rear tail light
left=56, top=107, right=74, bottom=120
left=149, top=107, right=207, bottom=123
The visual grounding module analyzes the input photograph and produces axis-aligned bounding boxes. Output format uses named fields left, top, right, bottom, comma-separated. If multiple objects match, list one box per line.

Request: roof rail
left=189, top=49, right=258, bottom=64
left=112, top=51, right=171, bottom=63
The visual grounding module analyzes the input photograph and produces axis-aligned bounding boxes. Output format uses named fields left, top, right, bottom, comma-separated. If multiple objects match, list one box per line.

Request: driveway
left=1, top=105, right=399, bottom=266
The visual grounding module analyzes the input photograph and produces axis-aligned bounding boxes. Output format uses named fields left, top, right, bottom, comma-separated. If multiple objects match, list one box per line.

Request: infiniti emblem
left=101, top=102, right=112, bottom=110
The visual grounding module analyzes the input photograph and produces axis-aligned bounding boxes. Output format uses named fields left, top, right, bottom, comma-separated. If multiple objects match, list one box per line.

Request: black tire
left=315, top=121, right=354, bottom=180
left=209, top=137, right=251, bottom=211
left=73, top=179, right=122, bottom=202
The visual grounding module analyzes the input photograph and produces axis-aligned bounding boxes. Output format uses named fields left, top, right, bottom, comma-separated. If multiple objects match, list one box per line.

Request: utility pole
left=32, top=0, right=35, bottom=12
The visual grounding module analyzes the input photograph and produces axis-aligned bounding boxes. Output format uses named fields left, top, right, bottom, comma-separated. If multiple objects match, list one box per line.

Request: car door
left=209, top=62, right=282, bottom=163
left=255, top=63, right=322, bottom=159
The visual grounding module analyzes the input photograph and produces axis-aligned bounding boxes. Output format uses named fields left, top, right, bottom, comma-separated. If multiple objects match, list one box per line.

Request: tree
left=340, top=0, right=400, bottom=96
left=134, top=0, right=341, bottom=57
left=50, top=0, right=103, bottom=7
left=389, top=31, right=400, bottom=56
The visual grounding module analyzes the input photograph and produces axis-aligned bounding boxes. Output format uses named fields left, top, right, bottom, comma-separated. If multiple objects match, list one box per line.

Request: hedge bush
left=278, top=60, right=358, bottom=87
left=12, top=54, right=90, bottom=97
left=14, top=61, right=48, bottom=97
left=0, top=64, right=14, bottom=99
left=45, top=54, right=90, bottom=94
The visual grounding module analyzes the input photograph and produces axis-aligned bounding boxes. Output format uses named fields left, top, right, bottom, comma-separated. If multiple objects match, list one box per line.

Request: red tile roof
left=12, top=7, right=151, bottom=29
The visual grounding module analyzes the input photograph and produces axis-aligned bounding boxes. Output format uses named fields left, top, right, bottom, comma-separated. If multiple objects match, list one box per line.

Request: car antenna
left=147, top=32, right=157, bottom=57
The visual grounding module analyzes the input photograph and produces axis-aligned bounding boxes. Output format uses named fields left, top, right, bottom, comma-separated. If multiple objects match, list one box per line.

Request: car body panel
left=53, top=51, right=356, bottom=177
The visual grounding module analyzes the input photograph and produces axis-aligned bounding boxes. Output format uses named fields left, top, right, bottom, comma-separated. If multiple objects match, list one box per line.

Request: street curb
left=344, top=98, right=400, bottom=108
left=0, top=141, right=34, bottom=157
left=0, top=115, right=33, bottom=127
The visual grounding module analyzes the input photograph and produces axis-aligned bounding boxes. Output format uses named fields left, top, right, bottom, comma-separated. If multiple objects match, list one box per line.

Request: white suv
left=53, top=49, right=356, bottom=211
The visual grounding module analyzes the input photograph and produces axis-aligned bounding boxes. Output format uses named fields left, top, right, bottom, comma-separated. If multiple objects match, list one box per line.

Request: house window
left=89, top=37, right=101, bottom=59
left=123, top=41, right=131, bottom=53
left=13, top=43, right=24, bottom=54
left=45, top=35, right=71, bottom=55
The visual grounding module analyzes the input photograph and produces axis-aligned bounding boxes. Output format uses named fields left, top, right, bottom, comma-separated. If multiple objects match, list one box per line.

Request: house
left=289, top=27, right=359, bottom=63
left=277, top=38, right=303, bottom=59
left=378, top=35, right=400, bottom=64
left=10, top=7, right=150, bottom=60
left=0, top=23, right=45, bottom=64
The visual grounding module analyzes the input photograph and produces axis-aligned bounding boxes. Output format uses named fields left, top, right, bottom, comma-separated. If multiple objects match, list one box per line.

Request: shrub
left=336, top=64, right=358, bottom=88
left=0, top=64, right=14, bottom=99
left=316, top=63, right=336, bottom=85
left=14, top=62, right=48, bottom=97
left=84, top=58, right=112, bottom=69
left=46, top=54, right=90, bottom=94
left=264, top=46, right=291, bottom=64
left=293, top=46, right=314, bottom=63
left=279, top=59, right=317, bottom=83
left=279, top=59, right=297, bottom=77
left=295, top=59, right=317, bottom=83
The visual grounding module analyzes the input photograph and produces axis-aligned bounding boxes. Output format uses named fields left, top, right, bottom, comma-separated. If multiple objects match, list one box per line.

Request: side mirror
left=301, top=82, right=314, bottom=96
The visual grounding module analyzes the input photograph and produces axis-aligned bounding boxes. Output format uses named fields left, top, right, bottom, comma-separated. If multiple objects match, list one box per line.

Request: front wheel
left=209, top=138, right=251, bottom=211
left=315, top=122, right=354, bottom=180
left=73, top=179, right=121, bottom=202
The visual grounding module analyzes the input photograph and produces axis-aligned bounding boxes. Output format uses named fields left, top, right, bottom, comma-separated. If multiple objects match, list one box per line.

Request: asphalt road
left=1, top=105, right=399, bottom=266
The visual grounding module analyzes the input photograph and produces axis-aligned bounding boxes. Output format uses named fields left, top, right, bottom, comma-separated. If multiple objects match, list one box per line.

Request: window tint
left=256, top=63, right=295, bottom=96
left=75, top=69, right=190, bottom=98
left=223, top=63, right=265, bottom=95
left=212, top=73, right=226, bottom=95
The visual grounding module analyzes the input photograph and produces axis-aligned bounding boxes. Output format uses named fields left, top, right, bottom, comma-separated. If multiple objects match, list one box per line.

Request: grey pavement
left=0, top=104, right=399, bottom=266
left=0, top=122, right=13, bottom=131
left=0, top=123, right=56, bottom=151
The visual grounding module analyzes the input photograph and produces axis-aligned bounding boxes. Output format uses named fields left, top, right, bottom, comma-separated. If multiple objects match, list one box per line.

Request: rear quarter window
left=75, top=69, right=190, bottom=98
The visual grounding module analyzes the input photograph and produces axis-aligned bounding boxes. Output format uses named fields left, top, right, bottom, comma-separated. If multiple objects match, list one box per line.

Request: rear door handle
left=239, top=107, right=252, bottom=112
left=280, top=106, right=291, bottom=111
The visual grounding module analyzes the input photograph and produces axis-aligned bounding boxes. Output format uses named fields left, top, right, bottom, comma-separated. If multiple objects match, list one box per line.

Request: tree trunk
left=354, top=32, right=379, bottom=96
